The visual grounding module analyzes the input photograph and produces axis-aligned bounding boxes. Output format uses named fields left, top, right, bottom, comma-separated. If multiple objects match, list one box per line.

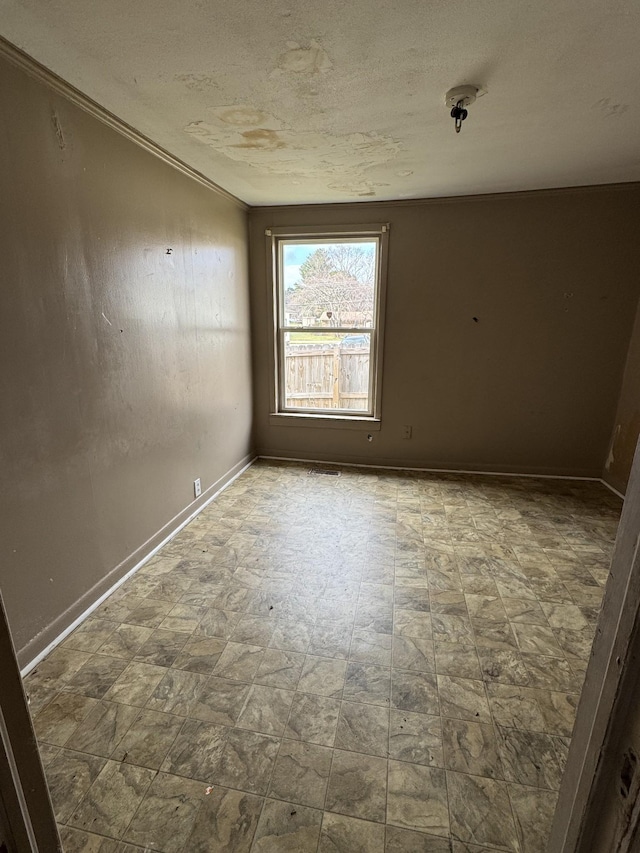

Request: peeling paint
left=328, top=180, right=391, bottom=196
left=184, top=116, right=401, bottom=182
left=216, top=106, right=272, bottom=127
left=273, top=40, right=332, bottom=75
left=233, top=129, right=286, bottom=150
left=175, top=73, right=219, bottom=92
left=51, top=111, right=65, bottom=149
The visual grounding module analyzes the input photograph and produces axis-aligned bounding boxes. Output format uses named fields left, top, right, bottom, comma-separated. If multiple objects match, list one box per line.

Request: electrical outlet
left=402, top=425, right=412, bottom=439
left=194, top=478, right=202, bottom=498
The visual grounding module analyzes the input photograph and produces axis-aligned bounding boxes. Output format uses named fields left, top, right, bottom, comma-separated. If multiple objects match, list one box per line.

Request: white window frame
left=266, top=224, right=389, bottom=428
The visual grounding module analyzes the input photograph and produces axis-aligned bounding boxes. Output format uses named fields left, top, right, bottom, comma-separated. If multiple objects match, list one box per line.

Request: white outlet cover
left=194, top=478, right=202, bottom=498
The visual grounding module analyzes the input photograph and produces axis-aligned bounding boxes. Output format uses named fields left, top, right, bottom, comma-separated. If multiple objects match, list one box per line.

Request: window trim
left=266, top=224, right=389, bottom=425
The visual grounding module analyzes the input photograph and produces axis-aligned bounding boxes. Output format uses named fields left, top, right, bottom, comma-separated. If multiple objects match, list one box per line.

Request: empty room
left=1, top=1, right=640, bottom=852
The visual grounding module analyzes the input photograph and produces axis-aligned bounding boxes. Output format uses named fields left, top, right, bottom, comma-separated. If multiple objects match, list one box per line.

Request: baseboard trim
left=258, top=454, right=602, bottom=482
left=600, top=478, right=625, bottom=500
left=20, top=453, right=256, bottom=676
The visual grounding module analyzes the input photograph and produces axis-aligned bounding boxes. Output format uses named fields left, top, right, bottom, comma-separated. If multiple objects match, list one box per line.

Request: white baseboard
left=22, top=452, right=620, bottom=677
left=20, top=454, right=256, bottom=676
left=600, top=478, right=625, bottom=500
left=259, top=454, right=602, bottom=482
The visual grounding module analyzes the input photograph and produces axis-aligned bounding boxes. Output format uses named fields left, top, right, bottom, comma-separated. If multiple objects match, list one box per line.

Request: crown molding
left=0, top=36, right=247, bottom=211
left=249, top=179, right=640, bottom=213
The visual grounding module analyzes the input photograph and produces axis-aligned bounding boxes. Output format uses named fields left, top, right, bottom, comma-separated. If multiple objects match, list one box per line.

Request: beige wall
left=603, top=300, right=640, bottom=495
left=0, top=54, right=253, bottom=661
left=250, top=186, right=640, bottom=476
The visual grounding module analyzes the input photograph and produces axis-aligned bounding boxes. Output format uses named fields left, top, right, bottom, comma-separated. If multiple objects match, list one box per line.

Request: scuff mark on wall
left=51, top=111, right=66, bottom=149
left=593, top=98, right=629, bottom=118
left=273, top=40, right=333, bottom=76
left=605, top=424, right=620, bottom=470
left=609, top=414, right=640, bottom=487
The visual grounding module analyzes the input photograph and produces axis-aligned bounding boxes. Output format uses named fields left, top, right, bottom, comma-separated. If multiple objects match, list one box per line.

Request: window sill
left=269, top=413, right=382, bottom=431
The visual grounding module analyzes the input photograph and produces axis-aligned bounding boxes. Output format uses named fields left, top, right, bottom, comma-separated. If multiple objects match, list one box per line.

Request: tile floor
left=25, top=460, right=621, bottom=852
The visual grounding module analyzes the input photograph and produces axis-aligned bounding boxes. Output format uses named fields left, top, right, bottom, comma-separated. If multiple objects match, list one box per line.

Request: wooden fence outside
left=284, top=345, right=370, bottom=410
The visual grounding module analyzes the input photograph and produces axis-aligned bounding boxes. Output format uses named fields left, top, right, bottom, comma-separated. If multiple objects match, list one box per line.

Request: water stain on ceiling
left=1, top=0, right=639, bottom=204
left=174, top=73, right=219, bottom=92
left=184, top=106, right=402, bottom=193
left=274, top=40, right=333, bottom=76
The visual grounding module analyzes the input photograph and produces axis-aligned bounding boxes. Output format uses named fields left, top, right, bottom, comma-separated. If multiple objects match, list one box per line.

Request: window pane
left=283, top=332, right=371, bottom=412
left=282, top=241, right=377, bottom=328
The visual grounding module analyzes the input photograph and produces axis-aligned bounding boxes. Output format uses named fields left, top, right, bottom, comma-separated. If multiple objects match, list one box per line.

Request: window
left=268, top=224, right=388, bottom=422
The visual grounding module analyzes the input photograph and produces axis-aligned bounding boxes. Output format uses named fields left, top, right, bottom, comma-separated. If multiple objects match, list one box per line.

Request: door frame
left=0, top=591, right=61, bottom=852
left=548, top=438, right=640, bottom=851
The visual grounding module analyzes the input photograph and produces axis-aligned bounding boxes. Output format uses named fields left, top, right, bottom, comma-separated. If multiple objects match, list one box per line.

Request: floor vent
left=308, top=468, right=341, bottom=477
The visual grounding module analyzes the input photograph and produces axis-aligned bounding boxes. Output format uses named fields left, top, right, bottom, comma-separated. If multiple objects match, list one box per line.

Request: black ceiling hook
left=451, top=100, right=468, bottom=133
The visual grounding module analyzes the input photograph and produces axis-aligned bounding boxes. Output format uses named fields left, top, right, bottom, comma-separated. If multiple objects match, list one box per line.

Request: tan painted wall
left=603, top=301, right=640, bottom=495
left=0, top=55, right=253, bottom=659
left=249, top=187, right=640, bottom=476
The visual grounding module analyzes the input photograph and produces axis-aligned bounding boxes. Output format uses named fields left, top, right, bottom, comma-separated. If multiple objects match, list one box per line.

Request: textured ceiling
left=2, top=0, right=639, bottom=205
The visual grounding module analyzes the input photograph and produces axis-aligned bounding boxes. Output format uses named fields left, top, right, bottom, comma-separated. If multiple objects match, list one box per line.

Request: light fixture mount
left=444, top=85, right=485, bottom=134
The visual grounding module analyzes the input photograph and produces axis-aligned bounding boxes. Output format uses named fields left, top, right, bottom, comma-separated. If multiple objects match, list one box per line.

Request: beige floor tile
left=34, top=692, right=98, bottom=746
left=235, top=684, right=294, bottom=736
left=268, top=739, right=332, bottom=808
left=212, top=641, right=265, bottom=681
left=343, top=662, right=391, bottom=706
left=115, top=708, right=184, bottom=769
left=325, top=749, right=387, bottom=822
left=434, top=642, right=482, bottom=680
left=391, top=670, right=439, bottom=715
left=389, top=710, right=443, bottom=767
left=442, top=718, right=503, bottom=779
left=66, top=700, right=139, bottom=758
left=68, top=760, right=155, bottom=838
left=44, top=748, right=106, bottom=822
left=447, top=771, right=518, bottom=850
left=96, top=624, right=154, bottom=660
left=387, top=761, right=449, bottom=837
left=252, top=798, right=323, bottom=852
left=284, top=692, right=341, bottom=746
left=437, top=675, right=491, bottom=723
left=64, top=655, right=129, bottom=700
left=298, top=656, right=347, bottom=698
left=335, top=700, right=390, bottom=757
left=103, top=661, right=167, bottom=707
left=122, top=772, right=203, bottom=852
left=386, top=825, right=452, bottom=851
left=184, top=784, right=263, bottom=852
left=146, top=668, right=208, bottom=716
left=319, top=812, right=385, bottom=853
left=28, top=462, right=621, bottom=853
